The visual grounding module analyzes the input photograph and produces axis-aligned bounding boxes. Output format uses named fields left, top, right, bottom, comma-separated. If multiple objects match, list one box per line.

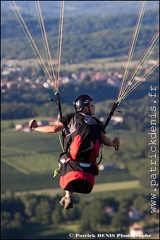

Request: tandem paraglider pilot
left=29, top=94, right=120, bottom=209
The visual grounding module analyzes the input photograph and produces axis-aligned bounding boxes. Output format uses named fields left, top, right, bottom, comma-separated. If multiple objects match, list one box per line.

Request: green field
left=1, top=123, right=139, bottom=193
left=13, top=180, right=140, bottom=198
left=1, top=56, right=139, bottom=72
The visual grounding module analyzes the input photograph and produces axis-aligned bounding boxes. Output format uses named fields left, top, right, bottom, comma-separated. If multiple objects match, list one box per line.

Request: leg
left=65, top=190, right=72, bottom=198
left=59, top=191, right=73, bottom=209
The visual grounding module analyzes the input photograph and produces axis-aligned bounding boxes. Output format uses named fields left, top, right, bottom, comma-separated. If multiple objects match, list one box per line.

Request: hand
left=29, top=119, right=38, bottom=129
left=113, top=137, right=120, bottom=148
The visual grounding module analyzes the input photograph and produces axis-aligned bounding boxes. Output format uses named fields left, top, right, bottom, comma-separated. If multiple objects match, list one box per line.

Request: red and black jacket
left=61, top=112, right=104, bottom=163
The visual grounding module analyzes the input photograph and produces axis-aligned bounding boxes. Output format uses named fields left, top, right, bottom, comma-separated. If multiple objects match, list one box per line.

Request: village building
left=129, top=223, right=143, bottom=238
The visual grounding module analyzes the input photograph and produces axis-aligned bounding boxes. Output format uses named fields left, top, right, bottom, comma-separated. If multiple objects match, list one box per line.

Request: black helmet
left=73, top=94, right=93, bottom=112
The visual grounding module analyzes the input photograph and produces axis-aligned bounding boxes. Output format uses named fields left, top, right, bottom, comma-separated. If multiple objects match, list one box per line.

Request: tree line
left=1, top=190, right=159, bottom=239
left=1, top=9, right=158, bottom=61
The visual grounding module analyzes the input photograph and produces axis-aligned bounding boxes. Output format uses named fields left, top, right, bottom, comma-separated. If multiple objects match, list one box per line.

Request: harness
left=52, top=95, right=115, bottom=193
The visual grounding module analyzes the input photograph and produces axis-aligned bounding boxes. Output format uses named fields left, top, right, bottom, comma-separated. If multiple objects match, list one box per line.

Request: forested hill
left=1, top=9, right=158, bottom=61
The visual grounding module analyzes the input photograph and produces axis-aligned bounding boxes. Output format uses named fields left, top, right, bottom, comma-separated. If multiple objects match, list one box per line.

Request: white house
left=129, top=223, right=143, bottom=238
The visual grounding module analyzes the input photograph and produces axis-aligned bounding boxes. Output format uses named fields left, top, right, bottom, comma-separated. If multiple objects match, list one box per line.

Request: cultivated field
left=2, top=56, right=139, bottom=72
left=14, top=180, right=141, bottom=197
left=1, top=120, right=138, bottom=193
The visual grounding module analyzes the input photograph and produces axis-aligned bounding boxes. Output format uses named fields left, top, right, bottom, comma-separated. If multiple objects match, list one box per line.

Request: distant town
left=1, top=60, right=122, bottom=94
left=2, top=58, right=157, bottom=126
left=1, top=59, right=157, bottom=94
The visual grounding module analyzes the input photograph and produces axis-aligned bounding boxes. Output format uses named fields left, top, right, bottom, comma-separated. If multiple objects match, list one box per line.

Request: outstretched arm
left=29, top=119, right=64, bottom=133
left=100, top=132, right=120, bottom=148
